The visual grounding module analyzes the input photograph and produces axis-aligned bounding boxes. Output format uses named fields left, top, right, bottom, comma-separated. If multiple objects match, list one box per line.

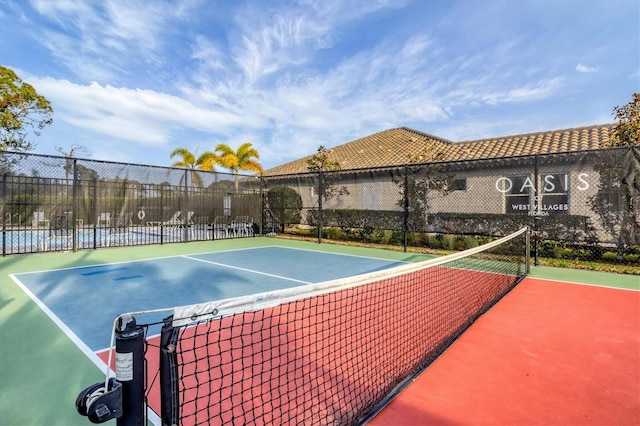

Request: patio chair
left=32, top=211, right=50, bottom=229
left=97, top=212, right=111, bottom=227
left=230, top=216, right=253, bottom=237
left=183, top=211, right=195, bottom=226
left=174, top=211, right=195, bottom=240
left=40, top=213, right=72, bottom=250
left=162, top=211, right=182, bottom=226
left=212, top=216, right=229, bottom=239
left=3, top=212, right=21, bottom=229
left=105, top=212, right=133, bottom=247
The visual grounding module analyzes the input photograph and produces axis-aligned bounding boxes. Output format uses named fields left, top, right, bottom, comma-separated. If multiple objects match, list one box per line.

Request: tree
left=589, top=94, right=640, bottom=255
left=394, top=138, right=451, bottom=232
left=607, top=93, right=640, bottom=147
left=75, top=164, right=100, bottom=182
left=0, top=66, right=53, bottom=151
left=306, top=145, right=341, bottom=173
left=305, top=145, right=350, bottom=241
left=215, top=142, right=263, bottom=190
left=587, top=149, right=639, bottom=255
left=56, top=144, right=89, bottom=182
left=267, top=185, right=303, bottom=231
left=170, top=147, right=220, bottom=187
left=306, top=145, right=349, bottom=202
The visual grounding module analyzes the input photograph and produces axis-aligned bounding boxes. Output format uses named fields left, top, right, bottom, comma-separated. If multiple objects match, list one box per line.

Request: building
left=262, top=124, right=637, bottom=247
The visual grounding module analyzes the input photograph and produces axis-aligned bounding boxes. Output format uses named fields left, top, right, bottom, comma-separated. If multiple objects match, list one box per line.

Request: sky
left=1, top=0, right=639, bottom=172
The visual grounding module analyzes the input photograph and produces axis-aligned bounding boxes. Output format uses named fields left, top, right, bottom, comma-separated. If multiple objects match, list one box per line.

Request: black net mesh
left=158, top=229, right=527, bottom=425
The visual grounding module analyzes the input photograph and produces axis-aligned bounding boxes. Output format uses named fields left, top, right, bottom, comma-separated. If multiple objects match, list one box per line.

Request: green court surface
left=0, top=237, right=637, bottom=425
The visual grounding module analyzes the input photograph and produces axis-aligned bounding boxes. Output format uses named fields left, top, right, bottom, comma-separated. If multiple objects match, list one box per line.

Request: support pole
left=115, top=315, right=146, bottom=426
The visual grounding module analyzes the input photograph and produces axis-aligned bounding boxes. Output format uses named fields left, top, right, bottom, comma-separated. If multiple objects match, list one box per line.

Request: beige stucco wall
left=266, top=159, right=628, bottom=244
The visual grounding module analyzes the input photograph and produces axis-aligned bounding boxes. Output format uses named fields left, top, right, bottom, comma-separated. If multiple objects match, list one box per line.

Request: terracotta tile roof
left=264, top=123, right=613, bottom=176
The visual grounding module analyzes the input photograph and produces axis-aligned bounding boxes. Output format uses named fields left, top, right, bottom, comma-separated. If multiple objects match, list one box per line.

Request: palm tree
left=215, top=142, right=263, bottom=190
left=170, top=147, right=220, bottom=187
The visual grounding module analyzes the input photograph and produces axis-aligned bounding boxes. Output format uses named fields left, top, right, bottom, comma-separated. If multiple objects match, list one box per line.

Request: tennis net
left=155, top=227, right=529, bottom=425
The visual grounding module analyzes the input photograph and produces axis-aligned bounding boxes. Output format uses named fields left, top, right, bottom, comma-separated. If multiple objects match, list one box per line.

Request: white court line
left=524, top=275, right=640, bottom=292
left=9, top=274, right=107, bottom=370
left=180, top=254, right=313, bottom=285
left=16, top=244, right=409, bottom=276
left=9, top=273, right=163, bottom=425
left=268, top=244, right=414, bottom=263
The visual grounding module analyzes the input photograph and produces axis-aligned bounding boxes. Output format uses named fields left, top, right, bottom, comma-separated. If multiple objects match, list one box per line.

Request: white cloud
left=20, top=0, right=572, bottom=168
left=231, top=9, right=333, bottom=84
left=503, top=77, right=564, bottom=103
left=576, top=63, right=597, bottom=73
left=401, top=35, right=432, bottom=59
left=9, top=0, right=630, bottom=169
left=454, top=76, right=564, bottom=107
left=31, top=77, right=245, bottom=145
left=28, top=0, right=193, bottom=82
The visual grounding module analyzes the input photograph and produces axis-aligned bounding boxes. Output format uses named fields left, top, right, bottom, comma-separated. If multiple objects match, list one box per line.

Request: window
left=503, top=175, right=533, bottom=214
left=499, top=174, right=569, bottom=216
left=223, top=196, right=231, bottom=216
left=362, top=182, right=381, bottom=209
left=539, top=173, right=569, bottom=215
left=449, top=178, right=467, bottom=191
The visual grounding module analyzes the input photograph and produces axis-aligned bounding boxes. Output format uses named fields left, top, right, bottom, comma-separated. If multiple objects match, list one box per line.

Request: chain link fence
left=1, top=152, right=262, bottom=254
left=2, top=147, right=639, bottom=270
left=263, top=147, right=639, bottom=269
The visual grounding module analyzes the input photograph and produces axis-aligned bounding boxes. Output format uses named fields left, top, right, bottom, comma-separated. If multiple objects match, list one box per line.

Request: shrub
left=602, top=252, right=619, bottom=262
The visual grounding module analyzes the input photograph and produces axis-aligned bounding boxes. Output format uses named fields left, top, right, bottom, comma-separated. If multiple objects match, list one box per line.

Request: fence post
left=92, top=178, right=98, bottom=250
left=317, top=171, right=323, bottom=244
left=259, top=178, right=265, bottom=236
left=403, top=165, right=409, bottom=253
left=160, top=186, right=164, bottom=245
left=2, top=173, right=6, bottom=256
left=526, top=226, right=531, bottom=275
left=72, top=158, right=78, bottom=252
left=183, top=170, right=189, bottom=242
left=533, top=154, right=539, bottom=266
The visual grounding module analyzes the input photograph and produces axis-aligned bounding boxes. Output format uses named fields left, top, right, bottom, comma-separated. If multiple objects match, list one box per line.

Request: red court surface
left=368, top=277, right=640, bottom=425
left=99, top=267, right=517, bottom=425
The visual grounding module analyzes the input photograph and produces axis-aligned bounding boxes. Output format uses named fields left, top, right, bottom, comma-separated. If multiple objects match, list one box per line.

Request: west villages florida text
left=495, top=173, right=590, bottom=217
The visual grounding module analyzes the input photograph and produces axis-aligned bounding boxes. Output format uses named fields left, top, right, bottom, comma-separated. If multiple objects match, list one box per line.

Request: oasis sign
left=495, top=173, right=590, bottom=216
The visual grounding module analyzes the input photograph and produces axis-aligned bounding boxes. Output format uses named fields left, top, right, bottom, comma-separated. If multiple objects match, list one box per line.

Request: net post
left=115, top=315, right=146, bottom=426
left=159, top=315, right=180, bottom=426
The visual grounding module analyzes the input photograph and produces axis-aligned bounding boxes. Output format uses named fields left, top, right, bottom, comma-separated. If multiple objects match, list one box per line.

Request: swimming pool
left=0, top=224, right=215, bottom=255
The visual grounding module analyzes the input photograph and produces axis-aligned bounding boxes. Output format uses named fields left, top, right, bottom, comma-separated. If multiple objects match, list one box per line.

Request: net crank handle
left=76, top=378, right=123, bottom=423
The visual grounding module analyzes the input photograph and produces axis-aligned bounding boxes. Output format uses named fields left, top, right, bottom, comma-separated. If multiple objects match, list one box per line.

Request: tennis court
left=368, top=277, right=640, bottom=425
left=1, top=237, right=638, bottom=425
left=11, top=246, right=408, bottom=352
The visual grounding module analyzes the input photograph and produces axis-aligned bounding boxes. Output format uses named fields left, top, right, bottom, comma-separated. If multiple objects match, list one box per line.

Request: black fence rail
left=1, top=152, right=262, bottom=255
left=2, top=147, right=639, bottom=270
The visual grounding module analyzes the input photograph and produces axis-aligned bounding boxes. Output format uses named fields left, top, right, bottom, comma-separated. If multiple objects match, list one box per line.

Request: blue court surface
left=12, top=246, right=406, bottom=352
